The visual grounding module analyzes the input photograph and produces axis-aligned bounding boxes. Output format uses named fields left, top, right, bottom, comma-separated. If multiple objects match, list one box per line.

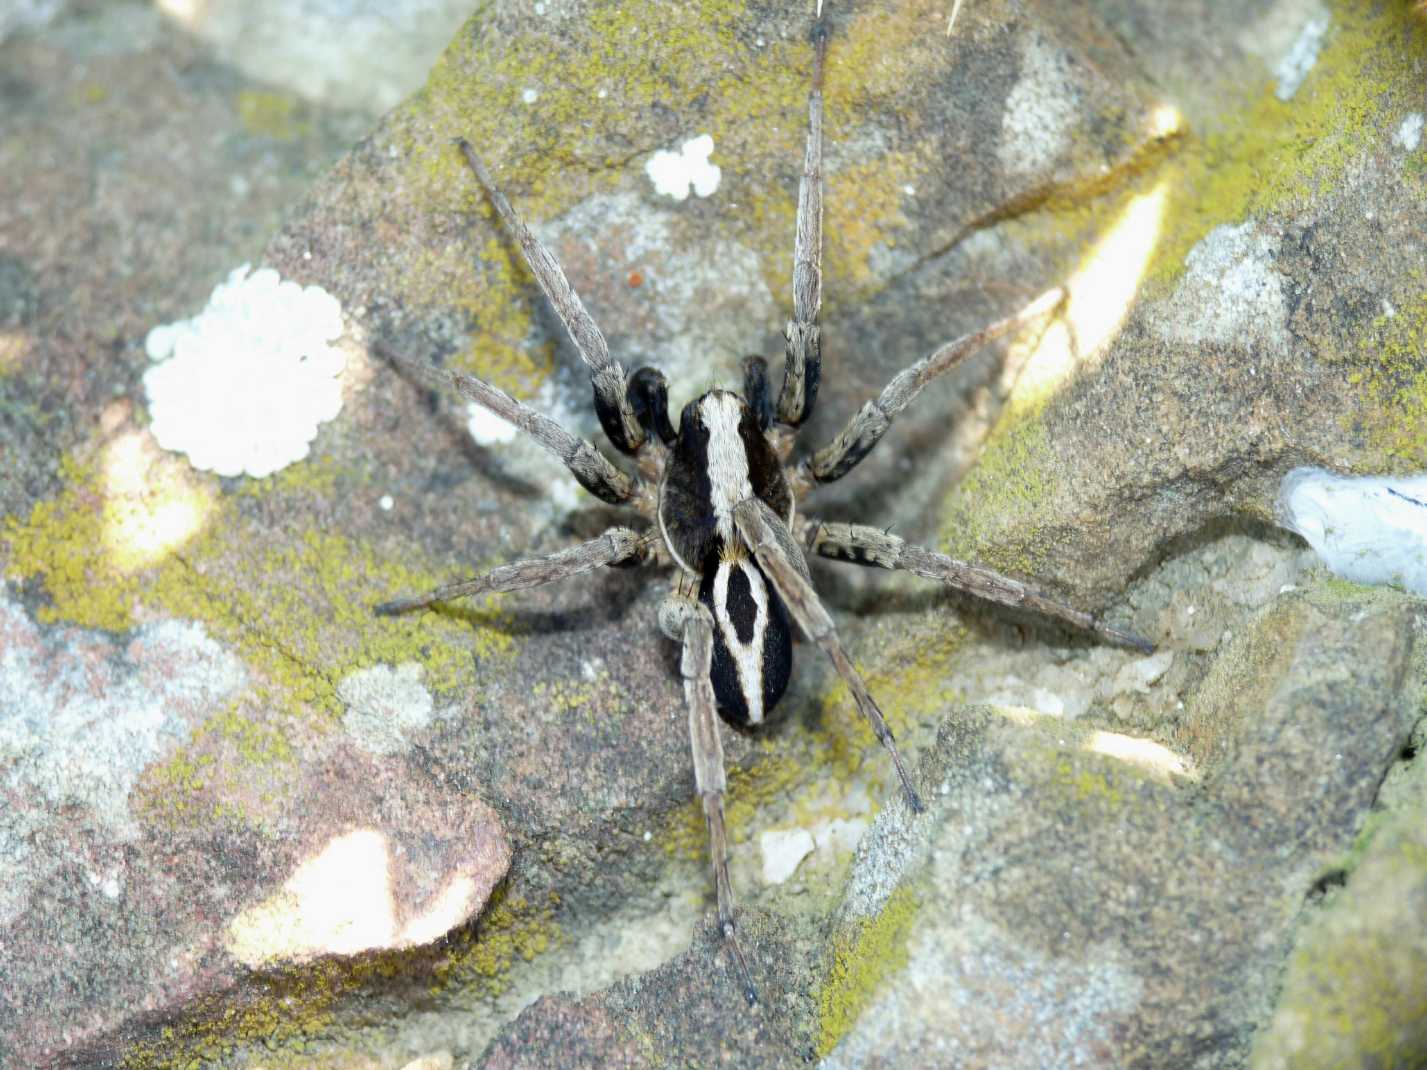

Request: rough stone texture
left=1250, top=716, right=1427, bottom=1068
left=2, top=0, right=1426, bottom=1067
left=477, top=917, right=821, bottom=1070
left=819, top=580, right=1424, bottom=1068
left=162, top=0, right=475, bottom=116
left=0, top=4, right=507, bottom=1066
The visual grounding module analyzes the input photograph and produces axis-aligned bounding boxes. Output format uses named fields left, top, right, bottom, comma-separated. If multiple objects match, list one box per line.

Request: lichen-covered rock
left=936, top=0, right=1427, bottom=604
left=3, top=0, right=1426, bottom=1066
left=476, top=915, right=819, bottom=1069
left=815, top=579, right=1424, bottom=1068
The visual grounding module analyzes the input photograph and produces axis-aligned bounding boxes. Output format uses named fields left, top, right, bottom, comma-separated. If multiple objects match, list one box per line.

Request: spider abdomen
left=699, top=555, right=793, bottom=727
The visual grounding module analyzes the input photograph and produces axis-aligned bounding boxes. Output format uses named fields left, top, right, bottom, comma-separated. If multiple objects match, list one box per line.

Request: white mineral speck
left=522, top=87, right=538, bottom=104
left=1279, top=467, right=1427, bottom=595
left=1274, top=16, right=1329, bottom=100
left=379, top=494, right=394, bottom=511
left=760, top=827, right=815, bottom=884
left=143, top=264, right=346, bottom=478
left=1395, top=112, right=1424, bottom=153
left=645, top=134, right=721, bottom=201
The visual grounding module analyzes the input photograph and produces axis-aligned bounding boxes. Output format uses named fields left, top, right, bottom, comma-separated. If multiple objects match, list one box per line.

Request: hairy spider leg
left=803, top=519, right=1153, bottom=652
left=774, top=17, right=827, bottom=429
left=733, top=498, right=926, bottom=813
left=454, top=138, right=648, bottom=456
left=374, top=528, right=653, bottom=616
left=381, top=350, right=640, bottom=506
left=660, top=595, right=760, bottom=1006
left=742, top=356, right=775, bottom=432
left=796, top=285, right=1065, bottom=491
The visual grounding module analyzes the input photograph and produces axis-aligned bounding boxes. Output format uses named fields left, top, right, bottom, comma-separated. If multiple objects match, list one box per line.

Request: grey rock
left=819, top=579, right=1424, bottom=1068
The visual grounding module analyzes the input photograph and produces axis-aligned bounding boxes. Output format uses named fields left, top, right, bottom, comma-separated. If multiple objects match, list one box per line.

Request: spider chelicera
left=376, top=8, right=1149, bottom=1005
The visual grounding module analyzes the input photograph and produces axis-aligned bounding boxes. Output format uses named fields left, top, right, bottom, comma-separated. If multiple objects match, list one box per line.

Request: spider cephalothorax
left=661, top=389, right=796, bottom=726
left=376, top=8, right=1148, bottom=1006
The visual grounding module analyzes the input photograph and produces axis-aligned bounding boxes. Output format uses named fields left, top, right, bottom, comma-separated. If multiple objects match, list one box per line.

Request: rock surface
left=1, top=0, right=1425, bottom=1067
left=820, top=578, right=1423, bottom=1067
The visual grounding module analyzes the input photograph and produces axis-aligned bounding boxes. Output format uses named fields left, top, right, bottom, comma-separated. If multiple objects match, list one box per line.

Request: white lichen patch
left=0, top=597, right=245, bottom=924
left=1154, top=222, right=1290, bottom=356
left=337, top=662, right=435, bottom=756
left=1395, top=113, right=1424, bottom=153
left=1273, top=14, right=1330, bottom=100
left=997, top=36, right=1078, bottom=179
left=645, top=134, right=721, bottom=201
left=144, top=264, right=346, bottom=478
left=1278, top=467, right=1427, bottom=596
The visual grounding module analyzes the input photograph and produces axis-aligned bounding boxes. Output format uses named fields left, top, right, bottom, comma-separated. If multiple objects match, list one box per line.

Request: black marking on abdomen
left=724, top=562, right=757, bottom=644
left=699, top=558, right=793, bottom=728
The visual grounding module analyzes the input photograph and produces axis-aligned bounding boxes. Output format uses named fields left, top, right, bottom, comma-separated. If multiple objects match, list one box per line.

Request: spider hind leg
left=660, top=594, right=761, bottom=1006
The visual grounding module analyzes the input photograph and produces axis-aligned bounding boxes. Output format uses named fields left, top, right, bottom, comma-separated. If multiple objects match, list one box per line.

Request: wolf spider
left=376, top=8, right=1149, bottom=1005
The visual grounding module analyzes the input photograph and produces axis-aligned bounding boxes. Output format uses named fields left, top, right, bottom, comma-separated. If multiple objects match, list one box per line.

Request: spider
left=376, top=7, right=1149, bottom=1006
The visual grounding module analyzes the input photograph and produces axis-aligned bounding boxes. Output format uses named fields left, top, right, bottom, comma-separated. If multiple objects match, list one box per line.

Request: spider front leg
left=455, top=139, right=648, bottom=456
left=804, top=519, right=1153, bottom=652
left=375, top=528, right=652, bottom=616
left=383, top=351, right=642, bottom=507
left=658, top=593, right=759, bottom=1006
left=732, top=498, right=925, bottom=813
left=794, top=286, right=1065, bottom=491
left=775, top=18, right=827, bottom=429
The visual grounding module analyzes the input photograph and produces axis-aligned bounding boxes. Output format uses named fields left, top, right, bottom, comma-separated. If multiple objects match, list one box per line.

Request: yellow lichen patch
left=825, top=152, right=916, bottom=294
left=708, top=37, right=809, bottom=167
left=939, top=408, right=1056, bottom=572
left=1052, top=755, right=1124, bottom=808
left=3, top=453, right=147, bottom=632
left=404, top=0, right=744, bottom=214
left=662, top=747, right=805, bottom=861
left=826, top=0, right=952, bottom=121
left=1148, top=0, right=1427, bottom=283
left=235, top=89, right=310, bottom=142
left=430, top=886, right=562, bottom=1000
left=6, top=454, right=515, bottom=822
left=397, top=237, right=556, bottom=397
left=1350, top=281, right=1427, bottom=467
left=147, top=521, right=508, bottom=724
left=0, top=329, right=29, bottom=373
left=816, top=886, right=921, bottom=1056
left=119, top=964, right=343, bottom=1070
